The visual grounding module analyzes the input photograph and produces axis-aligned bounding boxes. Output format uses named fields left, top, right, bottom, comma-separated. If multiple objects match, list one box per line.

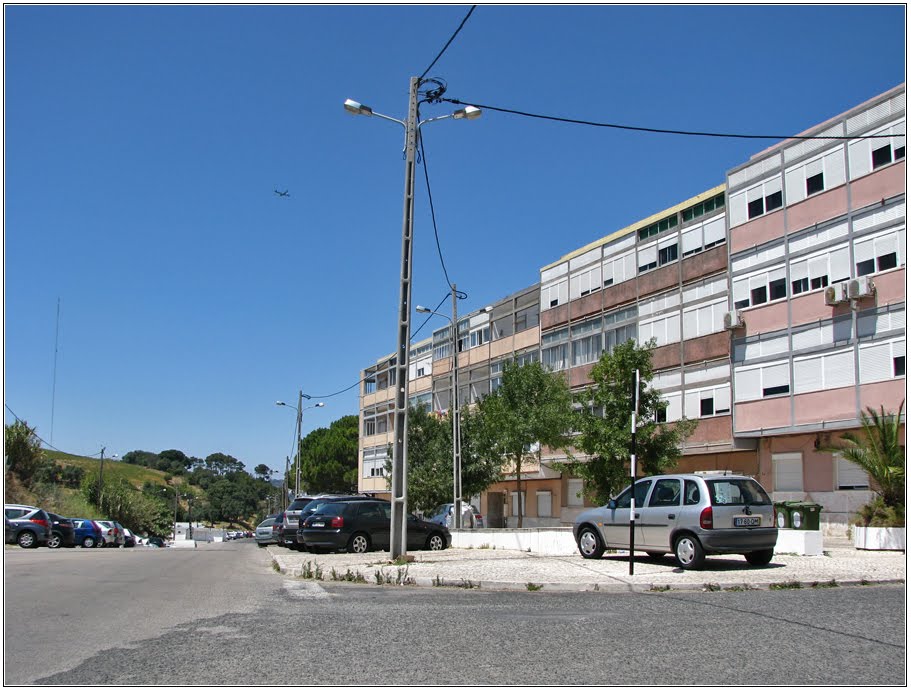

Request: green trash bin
left=789, top=502, right=822, bottom=531
left=774, top=502, right=792, bottom=529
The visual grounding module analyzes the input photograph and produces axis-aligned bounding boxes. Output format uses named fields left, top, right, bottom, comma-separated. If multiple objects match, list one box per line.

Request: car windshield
left=707, top=479, right=771, bottom=506
left=431, top=504, right=450, bottom=516
left=257, top=519, right=274, bottom=528
left=287, top=498, right=314, bottom=511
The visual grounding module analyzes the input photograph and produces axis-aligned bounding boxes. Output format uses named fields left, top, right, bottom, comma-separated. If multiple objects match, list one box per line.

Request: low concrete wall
left=452, top=528, right=577, bottom=556
left=453, top=528, right=822, bottom=556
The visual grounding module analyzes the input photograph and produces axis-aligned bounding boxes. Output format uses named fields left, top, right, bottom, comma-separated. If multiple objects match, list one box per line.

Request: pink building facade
left=727, top=85, right=905, bottom=532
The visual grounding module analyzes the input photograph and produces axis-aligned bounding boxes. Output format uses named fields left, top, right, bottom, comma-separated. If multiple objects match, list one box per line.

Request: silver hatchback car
left=573, top=472, right=778, bottom=570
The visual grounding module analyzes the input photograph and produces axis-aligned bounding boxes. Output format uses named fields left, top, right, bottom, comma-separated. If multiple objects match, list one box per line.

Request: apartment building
left=356, top=84, right=905, bottom=534
left=726, top=84, right=905, bottom=531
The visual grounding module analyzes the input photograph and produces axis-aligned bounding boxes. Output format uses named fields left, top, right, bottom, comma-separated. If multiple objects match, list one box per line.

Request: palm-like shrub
left=828, top=402, right=904, bottom=526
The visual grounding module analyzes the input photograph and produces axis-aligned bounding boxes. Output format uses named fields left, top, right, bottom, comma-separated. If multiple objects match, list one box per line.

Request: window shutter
left=715, top=385, right=731, bottom=413
left=835, top=454, right=869, bottom=489
left=773, top=453, right=803, bottom=491
left=824, top=148, right=846, bottom=188
left=785, top=167, right=805, bottom=205
left=536, top=491, right=552, bottom=518
left=638, top=243, right=657, bottom=268
left=703, top=217, right=725, bottom=246
left=875, top=231, right=899, bottom=259
left=854, top=236, right=876, bottom=265
left=567, top=479, right=584, bottom=507
left=729, top=191, right=748, bottom=227
left=824, top=349, right=855, bottom=389
left=793, top=355, right=823, bottom=394
left=829, top=245, right=851, bottom=281
left=665, top=391, right=683, bottom=421
left=682, top=226, right=701, bottom=254
left=734, top=366, right=762, bottom=402
left=763, top=361, right=789, bottom=389
left=858, top=341, right=891, bottom=383
left=848, top=139, right=872, bottom=179
left=684, top=391, right=700, bottom=419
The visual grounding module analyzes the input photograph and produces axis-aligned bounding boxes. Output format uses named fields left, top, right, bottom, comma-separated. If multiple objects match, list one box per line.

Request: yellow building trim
left=540, top=183, right=727, bottom=272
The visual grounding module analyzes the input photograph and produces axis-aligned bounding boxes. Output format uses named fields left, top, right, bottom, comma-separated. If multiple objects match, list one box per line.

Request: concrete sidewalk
left=266, top=538, right=905, bottom=592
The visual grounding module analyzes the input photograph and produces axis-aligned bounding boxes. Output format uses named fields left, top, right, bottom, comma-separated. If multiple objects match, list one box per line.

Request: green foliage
left=568, top=340, right=696, bottom=505
left=826, top=402, right=905, bottom=511
left=471, top=360, right=575, bottom=527
left=80, top=473, right=172, bottom=535
left=854, top=496, right=905, bottom=528
left=253, top=464, right=272, bottom=481
left=298, top=415, right=359, bottom=493
left=4, top=420, right=48, bottom=486
left=382, top=407, right=503, bottom=514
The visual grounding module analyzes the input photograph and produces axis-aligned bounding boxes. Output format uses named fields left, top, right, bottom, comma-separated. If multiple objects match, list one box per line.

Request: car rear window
left=287, top=498, right=315, bottom=511
left=706, top=479, right=771, bottom=506
left=312, top=502, right=347, bottom=517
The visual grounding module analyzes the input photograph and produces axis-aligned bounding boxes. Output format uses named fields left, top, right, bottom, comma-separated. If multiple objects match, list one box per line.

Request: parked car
left=122, top=528, right=136, bottom=548
left=71, top=518, right=104, bottom=548
left=299, top=499, right=450, bottom=554
left=46, top=512, right=76, bottom=548
left=573, top=472, right=778, bottom=570
left=428, top=503, right=484, bottom=529
left=295, top=495, right=375, bottom=532
left=4, top=504, right=51, bottom=548
left=95, top=520, right=125, bottom=547
left=146, top=536, right=166, bottom=548
left=255, top=515, right=281, bottom=547
left=279, top=495, right=325, bottom=550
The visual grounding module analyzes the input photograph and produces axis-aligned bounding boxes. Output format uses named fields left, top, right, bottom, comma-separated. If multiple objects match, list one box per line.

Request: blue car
left=71, top=518, right=104, bottom=548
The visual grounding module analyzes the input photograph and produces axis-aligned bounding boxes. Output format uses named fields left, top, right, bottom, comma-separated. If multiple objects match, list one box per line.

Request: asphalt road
left=4, top=541, right=905, bottom=686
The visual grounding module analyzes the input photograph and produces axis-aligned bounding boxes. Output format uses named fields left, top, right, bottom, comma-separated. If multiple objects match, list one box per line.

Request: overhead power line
left=440, top=97, right=895, bottom=141
left=420, top=5, right=477, bottom=79
left=418, top=131, right=454, bottom=291
left=4, top=403, right=102, bottom=458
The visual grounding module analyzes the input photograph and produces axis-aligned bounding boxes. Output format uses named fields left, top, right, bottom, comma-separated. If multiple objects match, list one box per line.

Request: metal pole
left=390, top=76, right=420, bottom=560
left=173, top=490, right=179, bottom=542
left=284, top=456, right=290, bottom=510
left=98, top=447, right=105, bottom=507
left=295, top=390, right=303, bottom=496
left=629, top=369, right=639, bottom=576
left=451, top=283, right=462, bottom=530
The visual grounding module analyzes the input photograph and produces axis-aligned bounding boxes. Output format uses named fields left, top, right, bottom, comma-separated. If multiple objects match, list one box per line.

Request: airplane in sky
left=274, top=189, right=290, bottom=198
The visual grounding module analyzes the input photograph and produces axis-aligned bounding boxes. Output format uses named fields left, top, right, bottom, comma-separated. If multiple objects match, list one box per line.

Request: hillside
left=45, top=450, right=172, bottom=490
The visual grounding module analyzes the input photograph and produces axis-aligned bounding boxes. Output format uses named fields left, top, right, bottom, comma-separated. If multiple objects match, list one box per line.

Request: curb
left=270, top=557, right=904, bottom=593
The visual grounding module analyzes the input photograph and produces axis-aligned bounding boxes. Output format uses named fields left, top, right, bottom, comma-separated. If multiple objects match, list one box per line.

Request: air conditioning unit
left=848, top=276, right=875, bottom=300
left=723, top=310, right=744, bottom=330
left=824, top=282, right=848, bottom=305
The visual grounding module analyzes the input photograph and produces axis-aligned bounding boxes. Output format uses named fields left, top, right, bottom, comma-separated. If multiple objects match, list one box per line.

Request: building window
left=835, top=453, right=870, bottom=490
left=872, top=144, right=894, bottom=169
left=638, top=214, right=678, bottom=241
left=658, top=242, right=678, bottom=266
left=699, top=398, right=714, bottom=416
left=895, top=356, right=906, bottom=377
left=854, top=228, right=903, bottom=278
left=536, top=491, right=552, bottom=518
left=567, top=479, right=584, bottom=507
left=806, top=172, right=824, bottom=196
left=682, top=192, right=725, bottom=222
left=733, top=266, right=787, bottom=310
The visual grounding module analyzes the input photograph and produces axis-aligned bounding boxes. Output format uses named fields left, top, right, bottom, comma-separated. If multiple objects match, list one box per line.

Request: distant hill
left=45, top=450, right=172, bottom=490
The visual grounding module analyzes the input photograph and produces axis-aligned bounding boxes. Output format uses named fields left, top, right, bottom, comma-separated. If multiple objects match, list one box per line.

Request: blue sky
left=4, top=4, right=906, bottom=472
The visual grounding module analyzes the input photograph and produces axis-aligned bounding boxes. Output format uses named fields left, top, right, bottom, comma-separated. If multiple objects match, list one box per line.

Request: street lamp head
left=415, top=305, right=431, bottom=313
left=452, top=105, right=482, bottom=120
left=481, top=305, right=494, bottom=313
left=275, top=401, right=287, bottom=407
left=344, top=99, right=373, bottom=116
left=315, top=402, right=326, bottom=408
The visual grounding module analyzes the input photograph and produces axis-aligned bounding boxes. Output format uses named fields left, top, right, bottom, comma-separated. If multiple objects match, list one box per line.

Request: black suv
left=298, top=499, right=450, bottom=554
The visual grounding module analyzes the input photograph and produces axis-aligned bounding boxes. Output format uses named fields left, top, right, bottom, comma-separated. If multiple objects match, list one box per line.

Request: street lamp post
left=345, top=83, right=480, bottom=559
left=417, top=301, right=492, bottom=531
left=276, top=394, right=325, bottom=497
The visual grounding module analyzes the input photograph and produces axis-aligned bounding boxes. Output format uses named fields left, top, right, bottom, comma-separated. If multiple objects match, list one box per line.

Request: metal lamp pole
left=345, top=84, right=481, bottom=559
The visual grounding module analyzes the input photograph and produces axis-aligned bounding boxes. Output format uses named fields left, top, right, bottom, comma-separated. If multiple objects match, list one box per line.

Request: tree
left=121, top=450, right=161, bottom=468
left=298, top=415, right=359, bottom=493
left=203, top=452, right=244, bottom=476
left=569, top=339, right=696, bottom=505
left=827, top=402, right=905, bottom=511
left=4, top=420, right=48, bottom=489
left=472, top=361, right=575, bottom=527
left=253, top=464, right=272, bottom=482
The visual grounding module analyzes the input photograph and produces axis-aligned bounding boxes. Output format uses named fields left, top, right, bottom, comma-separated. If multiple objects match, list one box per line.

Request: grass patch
left=526, top=582, right=543, bottom=591
left=373, top=567, right=415, bottom=586
left=299, top=561, right=324, bottom=580
left=702, top=583, right=721, bottom=592
left=810, top=579, right=838, bottom=589
left=330, top=567, right=366, bottom=583
left=272, top=558, right=280, bottom=572
left=649, top=584, right=671, bottom=592
left=769, top=580, right=803, bottom=590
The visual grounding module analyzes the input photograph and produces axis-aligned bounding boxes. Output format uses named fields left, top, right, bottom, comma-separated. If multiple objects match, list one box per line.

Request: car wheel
left=82, top=536, right=96, bottom=548
left=674, top=534, right=705, bottom=570
left=17, top=531, right=37, bottom=549
left=646, top=551, right=665, bottom=560
left=47, top=533, right=62, bottom=549
left=347, top=532, right=370, bottom=554
left=744, top=549, right=774, bottom=566
left=257, top=542, right=266, bottom=548
left=426, top=533, right=446, bottom=551
left=577, top=525, right=605, bottom=559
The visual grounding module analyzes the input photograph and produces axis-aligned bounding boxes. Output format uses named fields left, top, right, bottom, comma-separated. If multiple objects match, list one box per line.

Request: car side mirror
left=608, top=500, right=617, bottom=510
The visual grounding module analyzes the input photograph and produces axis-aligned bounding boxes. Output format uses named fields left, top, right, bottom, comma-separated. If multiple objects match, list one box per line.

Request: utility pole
left=629, top=369, right=640, bottom=576
left=98, top=446, right=106, bottom=506
left=284, top=456, right=290, bottom=511
left=451, top=283, right=462, bottom=530
left=295, top=390, right=303, bottom=497
left=389, top=76, right=420, bottom=560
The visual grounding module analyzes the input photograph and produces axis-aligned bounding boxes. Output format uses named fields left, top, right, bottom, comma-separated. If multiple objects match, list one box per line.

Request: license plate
left=311, top=522, right=325, bottom=528
left=734, top=516, right=761, bottom=527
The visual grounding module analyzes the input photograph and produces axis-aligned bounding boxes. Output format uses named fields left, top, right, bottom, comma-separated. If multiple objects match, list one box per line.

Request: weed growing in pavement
left=272, top=558, right=280, bottom=572
left=770, top=580, right=802, bottom=590
left=702, top=583, right=721, bottom=592
left=458, top=579, right=479, bottom=589
left=860, top=578, right=872, bottom=586
left=723, top=584, right=757, bottom=592
left=810, top=579, right=838, bottom=588
left=330, top=567, right=366, bottom=583
left=433, top=575, right=444, bottom=587
left=649, top=585, right=671, bottom=592
left=373, top=567, right=415, bottom=586
left=526, top=582, right=543, bottom=591
left=479, top=544, right=491, bottom=550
